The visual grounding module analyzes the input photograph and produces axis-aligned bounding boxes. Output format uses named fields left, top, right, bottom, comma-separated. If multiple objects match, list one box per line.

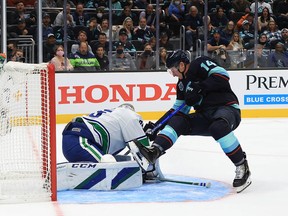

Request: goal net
left=0, top=62, right=57, bottom=203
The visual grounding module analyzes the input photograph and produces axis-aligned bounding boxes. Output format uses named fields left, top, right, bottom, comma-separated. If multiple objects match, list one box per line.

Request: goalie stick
left=158, top=177, right=211, bottom=188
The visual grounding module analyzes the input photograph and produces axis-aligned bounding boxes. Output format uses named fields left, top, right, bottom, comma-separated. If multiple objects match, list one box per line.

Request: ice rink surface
left=1, top=118, right=288, bottom=216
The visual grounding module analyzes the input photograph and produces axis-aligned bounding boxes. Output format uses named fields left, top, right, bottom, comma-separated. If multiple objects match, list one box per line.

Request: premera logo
left=58, top=83, right=177, bottom=104
left=246, top=75, right=288, bottom=90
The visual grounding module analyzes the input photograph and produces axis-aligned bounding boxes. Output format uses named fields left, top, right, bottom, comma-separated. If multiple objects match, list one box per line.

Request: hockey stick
left=158, top=177, right=211, bottom=188
left=148, top=102, right=186, bottom=135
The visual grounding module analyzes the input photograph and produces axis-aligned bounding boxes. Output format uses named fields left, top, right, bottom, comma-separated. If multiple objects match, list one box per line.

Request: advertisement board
left=56, top=70, right=288, bottom=123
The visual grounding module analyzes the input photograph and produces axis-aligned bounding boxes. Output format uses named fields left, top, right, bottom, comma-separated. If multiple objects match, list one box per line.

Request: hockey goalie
left=58, top=103, right=163, bottom=191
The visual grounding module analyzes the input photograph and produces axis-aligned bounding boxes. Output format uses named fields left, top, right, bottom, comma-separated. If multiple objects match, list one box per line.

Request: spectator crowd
left=2, top=0, right=288, bottom=71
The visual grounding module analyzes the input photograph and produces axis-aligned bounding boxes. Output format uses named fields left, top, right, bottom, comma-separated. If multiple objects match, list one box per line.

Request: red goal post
left=0, top=62, right=57, bottom=202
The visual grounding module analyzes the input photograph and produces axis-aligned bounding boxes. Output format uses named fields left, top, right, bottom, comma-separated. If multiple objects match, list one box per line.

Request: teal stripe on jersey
left=209, top=66, right=229, bottom=78
left=159, top=125, right=178, bottom=144
left=217, top=132, right=240, bottom=153
left=80, top=137, right=102, bottom=162
left=87, top=121, right=110, bottom=154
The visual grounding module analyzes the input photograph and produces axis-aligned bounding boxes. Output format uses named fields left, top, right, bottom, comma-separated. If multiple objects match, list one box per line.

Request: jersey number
left=200, top=60, right=217, bottom=71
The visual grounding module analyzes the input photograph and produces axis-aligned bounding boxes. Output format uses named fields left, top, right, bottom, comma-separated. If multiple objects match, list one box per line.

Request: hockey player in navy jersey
left=62, top=103, right=149, bottom=163
left=129, top=50, right=251, bottom=193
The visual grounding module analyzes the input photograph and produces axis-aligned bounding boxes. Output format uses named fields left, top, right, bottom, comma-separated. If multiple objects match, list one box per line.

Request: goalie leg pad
left=57, top=161, right=143, bottom=191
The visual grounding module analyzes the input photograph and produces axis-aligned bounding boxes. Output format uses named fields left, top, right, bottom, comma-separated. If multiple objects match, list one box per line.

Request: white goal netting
left=0, top=62, right=56, bottom=203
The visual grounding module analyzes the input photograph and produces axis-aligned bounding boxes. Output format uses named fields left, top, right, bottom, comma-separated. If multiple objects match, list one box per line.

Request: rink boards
left=54, top=70, right=288, bottom=123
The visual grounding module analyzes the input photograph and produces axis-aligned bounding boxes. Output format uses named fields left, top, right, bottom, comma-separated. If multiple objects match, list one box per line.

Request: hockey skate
left=233, top=158, right=252, bottom=193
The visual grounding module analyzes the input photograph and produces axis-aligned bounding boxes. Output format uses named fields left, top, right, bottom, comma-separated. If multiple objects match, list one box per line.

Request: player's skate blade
left=128, top=141, right=150, bottom=171
left=235, top=177, right=252, bottom=193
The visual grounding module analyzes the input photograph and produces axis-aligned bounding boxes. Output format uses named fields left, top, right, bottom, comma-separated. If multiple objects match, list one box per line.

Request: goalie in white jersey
left=62, top=103, right=149, bottom=163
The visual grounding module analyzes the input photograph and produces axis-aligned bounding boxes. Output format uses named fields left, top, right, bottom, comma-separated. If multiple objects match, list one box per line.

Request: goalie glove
left=143, top=121, right=157, bottom=141
left=185, top=81, right=203, bottom=106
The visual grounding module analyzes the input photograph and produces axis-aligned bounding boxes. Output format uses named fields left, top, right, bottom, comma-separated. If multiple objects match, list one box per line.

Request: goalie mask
left=118, top=103, right=135, bottom=112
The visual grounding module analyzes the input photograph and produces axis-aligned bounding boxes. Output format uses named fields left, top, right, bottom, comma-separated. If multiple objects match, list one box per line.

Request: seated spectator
left=71, top=30, right=93, bottom=54
left=8, top=18, right=33, bottom=38
left=87, top=17, right=100, bottom=42
left=258, top=7, right=274, bottom=33
left=236, top=12, right=255, bottom=31
left=92, top=32, right=109, bottom=55
left=118, top=5, right=138, bottom=26
left=99, top=19, right=117, bottom=41
left=139, top=4, right=156, bottom=33
left=133, top=17, right=154, bottom=46
left=120, top=17, right=135, bottom=41
left=168, top=0, right=185, bottom=36
left=250, top=0, right=273, bottom=14
left=72, top=3, right=90, bottom=26
left=43, top=33, right=58, bottom=62
left=256, top=33, right=271, bottom=67
left=136, top=43, right=156, bottom=70
left=263, top=20, right=282, bottom=48
left=7, top=40, right=18, bottom=60
left=207, top=29, right=229, bottom=56
left=268, top=42, right=288, bottom=67
left=112, top=0, right=123, bottom=17
left=69, top=41, right=100, bottom=72
left=95, top=45, right=109, bottom=71
left=227, top=32, right=244, bottom=51
left=185, top=0, right=205, bottom=16
left=278, top=28, right=288, bottom=50
left=159, top=47, right=168, bottom=70
left=8, top=1, right=30, bottom=25
left=149, top=36, right=156, bottom=51
left=42, top=13, right=54, bottom=40
left=210, top=7, right=229, bottom=28
left=184, top=5, right=203, bottom=51
left=258, top=33, right=271, bottom=49
left=114, top=28, right=136, bottom=55
left=159, top=32, right=174, bottom=51
left=53, top=3, right=75, bottom=27
left=207, top=29, right=230, bottom=67
left=231, top=0, right=251, bottom=13
left=197, top=15, right=216, bottom=40
left=10, top=49, right=25, bottom=62
left=25, top=1, right=38, bottom=27
left=239, top=20, right=255, bottom=49
left=50, top=45, right=74, bottom=71
left=221, top=21, right=236, bottom=42
left=226, top=32, right=245, bottom=68
left=111, top=42, right=136, bottom=71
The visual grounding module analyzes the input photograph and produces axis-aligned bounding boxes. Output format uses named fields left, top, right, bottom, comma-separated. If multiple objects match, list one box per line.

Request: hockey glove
left=185, top=82, right=203, bottom=106
left=143, top=121, right=157, bottom=141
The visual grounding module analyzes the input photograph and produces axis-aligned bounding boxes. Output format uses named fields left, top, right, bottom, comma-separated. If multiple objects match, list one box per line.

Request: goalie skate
left=128, top=141, right=150, bottom=171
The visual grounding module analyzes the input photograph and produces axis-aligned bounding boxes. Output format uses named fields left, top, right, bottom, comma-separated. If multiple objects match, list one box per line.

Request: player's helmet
left=166, top=50, right=190, bottom=69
